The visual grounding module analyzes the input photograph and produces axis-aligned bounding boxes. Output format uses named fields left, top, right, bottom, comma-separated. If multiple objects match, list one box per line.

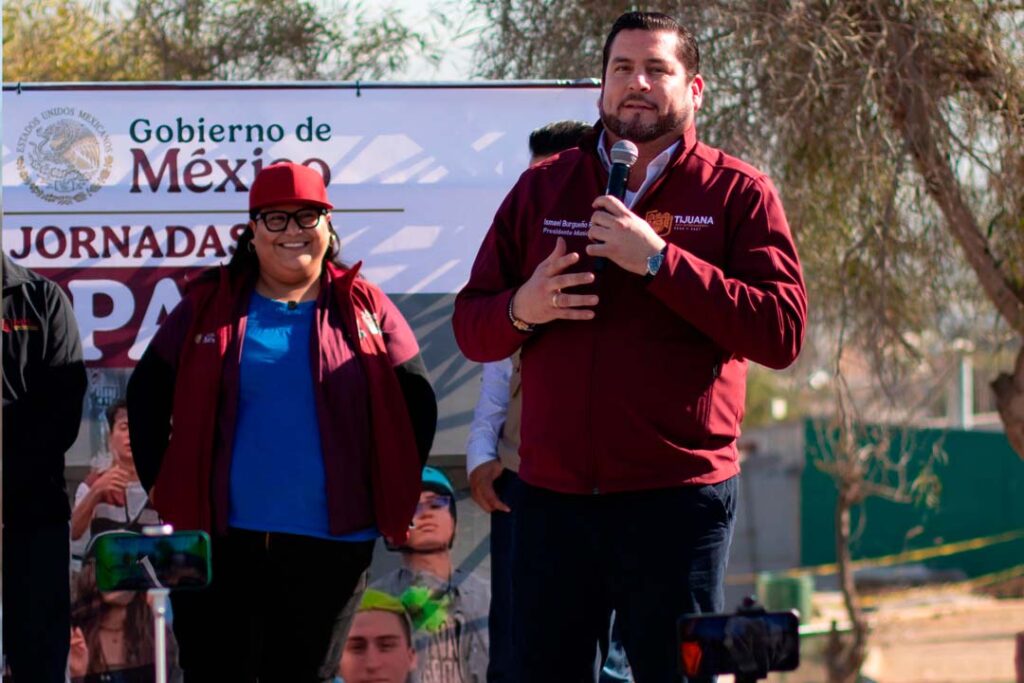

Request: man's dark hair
left=601, top=11, right=700, bottom=80
left=529, top=120, right=592, bottom=160
left=105, top=399, right=128, bottom=431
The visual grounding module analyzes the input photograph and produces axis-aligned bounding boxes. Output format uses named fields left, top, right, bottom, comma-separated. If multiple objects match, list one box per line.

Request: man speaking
left=453, top=11, right=807, bottom=682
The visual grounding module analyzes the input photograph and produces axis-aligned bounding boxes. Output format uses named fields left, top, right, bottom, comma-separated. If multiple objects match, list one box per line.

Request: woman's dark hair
left=72, top=560, right=155, bottom=672
left=104, top=399, right=128, bottom=432
left=228, top=212, right=348, bottom=279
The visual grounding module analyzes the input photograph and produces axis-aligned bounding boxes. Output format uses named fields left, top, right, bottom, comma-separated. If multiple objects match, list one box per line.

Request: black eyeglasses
left=256, top=208, right=327, bottom=232
left=415, top=495, right=451, bottom=515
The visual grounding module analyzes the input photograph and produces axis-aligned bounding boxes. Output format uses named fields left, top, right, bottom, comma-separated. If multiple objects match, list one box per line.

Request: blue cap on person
left=420, top=466, right=456, bottom=526
left=421, top=466, right=454, bottom=496
left=249, top=162, right=333, bottom=212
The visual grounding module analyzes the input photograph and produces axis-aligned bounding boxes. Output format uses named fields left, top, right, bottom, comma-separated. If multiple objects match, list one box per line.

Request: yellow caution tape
left=726, top=528, right=1024, bottom=586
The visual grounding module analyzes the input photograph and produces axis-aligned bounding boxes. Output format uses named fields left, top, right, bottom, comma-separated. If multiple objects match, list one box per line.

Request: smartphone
left=91, top=530, right=212, bottom=592
left=677, top=610, right=800, bottom=678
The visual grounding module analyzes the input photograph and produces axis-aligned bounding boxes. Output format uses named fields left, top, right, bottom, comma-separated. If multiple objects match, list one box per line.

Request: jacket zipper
left=586, top=279, right=605, bottom=494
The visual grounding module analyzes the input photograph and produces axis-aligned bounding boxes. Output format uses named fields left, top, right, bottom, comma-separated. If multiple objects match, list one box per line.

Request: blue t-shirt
left=229, top=292, right=377, bottom=541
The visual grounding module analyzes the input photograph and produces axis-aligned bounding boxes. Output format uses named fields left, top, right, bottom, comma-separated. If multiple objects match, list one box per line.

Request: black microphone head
left=287, top=300, right=298, bottom=310
left=610, top=140, right=639, bottom=167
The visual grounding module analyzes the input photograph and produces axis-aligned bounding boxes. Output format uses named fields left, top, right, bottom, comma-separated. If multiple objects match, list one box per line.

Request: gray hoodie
left=371, top=567, right=490, bottom=683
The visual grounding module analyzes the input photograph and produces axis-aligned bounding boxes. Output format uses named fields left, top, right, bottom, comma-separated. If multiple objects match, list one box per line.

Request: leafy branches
left=3, top=0, right=437, bottom=82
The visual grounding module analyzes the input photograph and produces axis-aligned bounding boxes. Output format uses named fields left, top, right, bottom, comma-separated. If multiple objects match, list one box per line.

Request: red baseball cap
left=249, top=162, right=333, bottom=212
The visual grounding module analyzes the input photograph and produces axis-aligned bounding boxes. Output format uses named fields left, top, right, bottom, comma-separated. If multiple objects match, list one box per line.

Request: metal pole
left=959, top=354, right=974, bottom=429
left=149, top=587, right=170, bottom=683
left=1015, top=631, right=1023, bottom=683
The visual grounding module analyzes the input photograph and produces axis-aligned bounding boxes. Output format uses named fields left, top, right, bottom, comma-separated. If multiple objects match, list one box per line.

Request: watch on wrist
left=644, top=246, right=667, bottom=282
left=508, top=293, right=536, bottom=333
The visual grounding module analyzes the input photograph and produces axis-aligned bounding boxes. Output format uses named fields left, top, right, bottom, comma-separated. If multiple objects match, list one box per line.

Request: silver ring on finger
left=551, top=292, right=560, bottom=308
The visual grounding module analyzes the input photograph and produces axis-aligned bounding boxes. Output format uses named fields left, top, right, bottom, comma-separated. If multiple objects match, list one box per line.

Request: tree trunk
left=992, top=345, right=1024, bottom=460
left=882, top=22, right=1024, bottom=459
left=884, top=23, right=1024, bottom=337
left=826, top=493, right=869, bottom=683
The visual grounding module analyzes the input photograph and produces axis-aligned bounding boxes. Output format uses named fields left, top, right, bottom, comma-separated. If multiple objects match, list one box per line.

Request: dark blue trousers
left=512, top=477, right=737, bottom=683
left=489, top=471, right=633, bottom=682
left=487, top=469, right=521, bottom=683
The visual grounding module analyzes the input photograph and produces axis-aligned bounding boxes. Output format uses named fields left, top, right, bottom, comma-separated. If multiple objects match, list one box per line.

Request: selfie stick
left=142, top=525, right=174, bottom=683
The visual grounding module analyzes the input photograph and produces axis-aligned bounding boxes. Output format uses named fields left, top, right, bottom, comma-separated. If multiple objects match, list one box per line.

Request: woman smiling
left=127, top=162, right=436, bottom=682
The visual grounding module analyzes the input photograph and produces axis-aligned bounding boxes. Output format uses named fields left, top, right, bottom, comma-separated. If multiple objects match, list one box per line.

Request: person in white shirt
left=70, top=400, right=160, bottom=561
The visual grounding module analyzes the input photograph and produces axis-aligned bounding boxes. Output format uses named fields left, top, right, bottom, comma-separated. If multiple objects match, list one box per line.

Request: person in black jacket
left=2, top=252, right=88, bottom=681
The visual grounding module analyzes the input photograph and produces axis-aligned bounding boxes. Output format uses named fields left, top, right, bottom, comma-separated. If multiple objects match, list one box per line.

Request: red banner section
left=35, top=266, right=206, bottom=368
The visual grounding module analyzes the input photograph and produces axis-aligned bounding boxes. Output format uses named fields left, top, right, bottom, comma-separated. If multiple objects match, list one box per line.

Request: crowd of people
left=2, top=11, right=805, bottom=683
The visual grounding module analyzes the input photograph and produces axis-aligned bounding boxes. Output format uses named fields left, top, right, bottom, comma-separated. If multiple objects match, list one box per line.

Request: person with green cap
left=372, top=467, right=489, bottom=683
left=339, top=590, right=418, bottom=683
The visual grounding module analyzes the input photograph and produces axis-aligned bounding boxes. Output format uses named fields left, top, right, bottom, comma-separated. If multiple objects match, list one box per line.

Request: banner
left=3, top=83, right=600, bottom=367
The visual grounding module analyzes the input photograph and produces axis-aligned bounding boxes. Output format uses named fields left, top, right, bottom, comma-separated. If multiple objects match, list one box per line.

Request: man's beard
left=600, top=96, right=687, bottom=143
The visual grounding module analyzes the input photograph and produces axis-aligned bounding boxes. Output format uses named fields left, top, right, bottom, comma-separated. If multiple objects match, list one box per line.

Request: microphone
left=594, top=139, right=639, bottom=272
left=287, top=300, right=298, bottom=310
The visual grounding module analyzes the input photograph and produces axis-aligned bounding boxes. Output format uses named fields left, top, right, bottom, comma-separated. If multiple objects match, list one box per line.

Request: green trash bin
left=756, top=572, right=813, bottom=623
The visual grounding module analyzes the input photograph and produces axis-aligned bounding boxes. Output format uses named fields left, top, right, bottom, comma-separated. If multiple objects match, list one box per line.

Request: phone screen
left=91, top=530, right=212, bottom=592
left=677, top=610, right=799, bottom=677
